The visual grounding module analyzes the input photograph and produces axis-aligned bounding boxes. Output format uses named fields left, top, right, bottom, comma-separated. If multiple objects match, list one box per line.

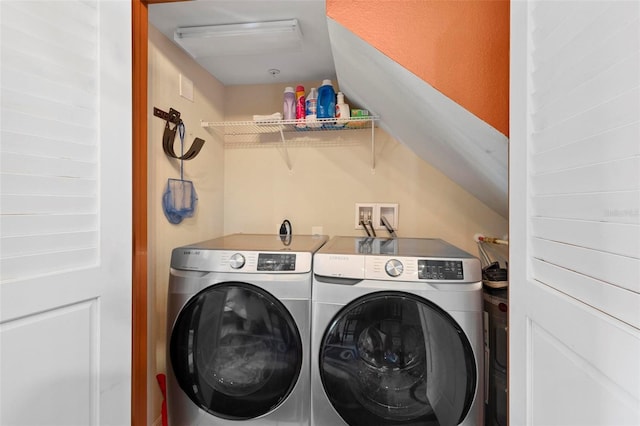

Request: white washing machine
left=166, top=233, right=328, bottom=425
left=311, top=237, right=484, bottom=426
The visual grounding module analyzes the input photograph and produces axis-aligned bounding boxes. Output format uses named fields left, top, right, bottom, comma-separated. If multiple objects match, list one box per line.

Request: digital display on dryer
left=418, top=260, right=464, bottom=280
left=257, top=253, right=296, bottom=271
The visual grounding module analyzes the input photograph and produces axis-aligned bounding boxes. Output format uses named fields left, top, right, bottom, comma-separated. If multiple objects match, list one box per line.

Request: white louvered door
left=0, top=1, right=132, bottom=425
left=510, top=1, right=640, bottom=425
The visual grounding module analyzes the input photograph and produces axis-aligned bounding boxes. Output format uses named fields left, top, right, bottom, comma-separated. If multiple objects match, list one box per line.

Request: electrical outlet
left=377, top=203, right=398, bottom=230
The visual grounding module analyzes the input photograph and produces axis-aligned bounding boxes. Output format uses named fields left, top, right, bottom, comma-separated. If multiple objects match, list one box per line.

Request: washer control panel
left=369, top=257, right=466, bottom=281
left=385, top=259, right=404, bottom=277
left=313, top=237, right=481, bottom=283
left=418, top=259, right=464, bottom=280
left=229, top=253, right=246, bottom=269
left=314, top=254, right=480, bottom=282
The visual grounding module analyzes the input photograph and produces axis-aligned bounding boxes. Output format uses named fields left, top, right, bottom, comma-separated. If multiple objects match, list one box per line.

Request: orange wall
left=327, top=0, right=510, bottom=136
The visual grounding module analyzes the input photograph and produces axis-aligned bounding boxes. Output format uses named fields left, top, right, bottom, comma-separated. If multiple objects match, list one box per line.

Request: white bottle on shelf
left=335, top=91, right=350, bottom=127
left=283, top=87, right=295, bottom=121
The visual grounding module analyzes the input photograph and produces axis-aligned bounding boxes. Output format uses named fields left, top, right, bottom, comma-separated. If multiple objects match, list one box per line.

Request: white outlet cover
left=378, top=203, right=398, bottom=230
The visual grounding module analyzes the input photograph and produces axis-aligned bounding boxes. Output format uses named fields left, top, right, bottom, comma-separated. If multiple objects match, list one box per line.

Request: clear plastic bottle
left=335, top=91, right=350, bottom=127
left=305, top=87, right=320, bottom=128
left=283, top=87, right=295, bottom=121
left=317, top=79, right=336, bottom=122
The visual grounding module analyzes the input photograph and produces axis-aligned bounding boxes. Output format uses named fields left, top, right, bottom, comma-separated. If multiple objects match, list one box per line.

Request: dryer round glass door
left=319, top=291, right=477, bottom=426
left=170, top=282, right=303, bottom=420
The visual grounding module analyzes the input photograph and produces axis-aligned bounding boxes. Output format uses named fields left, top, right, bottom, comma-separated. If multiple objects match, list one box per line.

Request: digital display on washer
left=257, top=253, right=296, bottom=271
left=418, top=259, right=464, bottom=280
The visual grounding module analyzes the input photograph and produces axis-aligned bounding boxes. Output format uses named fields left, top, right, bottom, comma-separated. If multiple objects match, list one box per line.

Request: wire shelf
left=201, top=117, right=377, bottom=135
left=201, top=116, right=379, bottom=171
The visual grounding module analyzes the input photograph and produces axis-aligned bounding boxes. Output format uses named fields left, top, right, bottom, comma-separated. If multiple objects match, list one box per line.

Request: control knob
left=229, top=253, right=246, bottom=269
left=385, top=259, right=404, bottom=277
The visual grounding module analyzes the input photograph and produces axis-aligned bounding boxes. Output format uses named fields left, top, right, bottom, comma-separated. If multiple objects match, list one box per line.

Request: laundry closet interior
left=146, top=1, right=510, bottom=425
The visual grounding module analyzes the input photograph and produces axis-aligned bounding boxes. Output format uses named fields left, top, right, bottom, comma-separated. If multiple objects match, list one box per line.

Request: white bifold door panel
left=510, top=1, right=640, bottom=425
left=0, top=1, right=132, bottom=425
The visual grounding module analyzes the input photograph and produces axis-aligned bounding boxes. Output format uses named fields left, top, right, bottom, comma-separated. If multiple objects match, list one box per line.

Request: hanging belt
left=158, top=107, right=205, bottom=160
left=162, top=121, right=205, bottom=160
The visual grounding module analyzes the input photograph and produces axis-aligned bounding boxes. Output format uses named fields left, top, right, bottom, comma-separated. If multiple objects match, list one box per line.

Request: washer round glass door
left=319, top=291, right=477, bottom=426
left=170, top=282, right=302, bottom=420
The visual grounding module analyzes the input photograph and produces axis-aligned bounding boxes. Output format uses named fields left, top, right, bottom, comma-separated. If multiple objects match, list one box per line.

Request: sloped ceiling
left=327, top=19, right=509, bottom=217
left=326, top=0, right=510, bottom=137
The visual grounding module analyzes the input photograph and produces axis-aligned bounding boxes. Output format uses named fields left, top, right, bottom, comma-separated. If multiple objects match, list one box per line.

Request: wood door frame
left=132, top=1, right=189, bottom=424
left=132, top=1, right=148, bottom=425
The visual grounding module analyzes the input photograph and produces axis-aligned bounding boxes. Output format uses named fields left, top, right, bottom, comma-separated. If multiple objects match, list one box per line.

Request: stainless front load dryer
left=167, top=233, right=328, bottom=425
left=311, top=237, right=484, bottom=426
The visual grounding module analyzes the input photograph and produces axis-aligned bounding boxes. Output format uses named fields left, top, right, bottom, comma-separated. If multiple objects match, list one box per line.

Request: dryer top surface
left=171, top=234, right=329, bottom=273
left=180, top=233, right=329, bottom=253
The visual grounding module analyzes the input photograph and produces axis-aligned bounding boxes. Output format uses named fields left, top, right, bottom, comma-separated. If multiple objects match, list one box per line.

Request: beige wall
left=224, top=84, right=507, bottom=255
left=147, top=26, right=226, bottom=422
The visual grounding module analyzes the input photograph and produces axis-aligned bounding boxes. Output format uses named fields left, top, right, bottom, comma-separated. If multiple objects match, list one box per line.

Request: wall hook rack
left=154, top=106, right=205, bottom=160
left=154, top=107, right=181, bottom=125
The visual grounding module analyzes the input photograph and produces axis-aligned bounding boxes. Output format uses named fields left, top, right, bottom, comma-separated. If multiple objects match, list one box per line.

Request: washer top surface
left=171, top=233, right=329, bottom=273
left=314, top=236, right=481, bottom=283
left=318, top=236, right=476, bottom=258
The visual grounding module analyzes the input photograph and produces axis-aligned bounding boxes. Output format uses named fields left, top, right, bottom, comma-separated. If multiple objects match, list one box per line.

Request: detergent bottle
left=317, top=79, right=336, bottom=123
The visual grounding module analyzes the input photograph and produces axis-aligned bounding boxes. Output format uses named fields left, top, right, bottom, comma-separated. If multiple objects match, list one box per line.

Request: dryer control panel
left=171, top=249, right=312, bottom=273
left=257, top=253, right=297, bottom=271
